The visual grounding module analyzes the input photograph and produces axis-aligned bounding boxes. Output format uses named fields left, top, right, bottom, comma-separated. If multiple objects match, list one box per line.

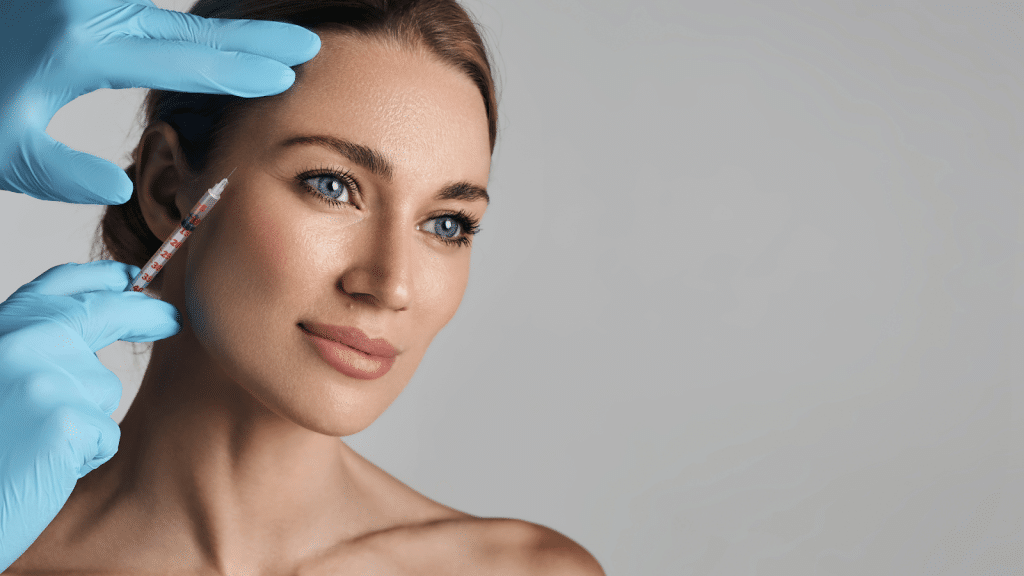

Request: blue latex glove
left=0, top=0, right=321, bottom=205
left=0, top=261, right=182, bottom=570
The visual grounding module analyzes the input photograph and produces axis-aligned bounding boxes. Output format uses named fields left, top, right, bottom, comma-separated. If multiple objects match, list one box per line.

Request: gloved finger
left=71, top=360, right=124, bottom=418
left=7, top=344, right=124, bottom=435
left=16, top=261, right=141, bottom=297
left=78, top=411, right=120, bottom=478
left=70, top=290, right=182, bottom=351
left=95, top=35, right=296, bottom=97
left=6, top=366, right=118, bottom=477
left=126, top=7, right=321, bottom=67
left=34, top=402, right=120, bottom=480
left=12, top=129, right=133, bottom=205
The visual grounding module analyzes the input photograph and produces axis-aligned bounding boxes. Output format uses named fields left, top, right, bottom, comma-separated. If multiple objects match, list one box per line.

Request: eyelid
left=295, top=164, right=361, bottom=207
left=420, top=209, right=482, bottom=248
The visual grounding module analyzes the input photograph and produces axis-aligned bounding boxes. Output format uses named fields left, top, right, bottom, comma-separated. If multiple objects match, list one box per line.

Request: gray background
left=1, top=0, right=1021, bottom=574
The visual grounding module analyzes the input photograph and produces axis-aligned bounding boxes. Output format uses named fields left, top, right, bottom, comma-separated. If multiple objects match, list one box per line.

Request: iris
left=308, top=175, right=348, bottom=201
left=431, top=217, right=460, bottom=238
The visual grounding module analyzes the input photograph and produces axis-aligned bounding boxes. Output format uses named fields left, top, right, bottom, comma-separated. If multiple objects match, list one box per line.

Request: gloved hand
left=0, top=261, right=182, bottom=570
left=0, top=0, right=321, bottom=205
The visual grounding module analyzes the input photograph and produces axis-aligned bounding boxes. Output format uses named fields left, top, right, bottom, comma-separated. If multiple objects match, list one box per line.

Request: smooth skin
left=6, top=32, right=604, bottom=575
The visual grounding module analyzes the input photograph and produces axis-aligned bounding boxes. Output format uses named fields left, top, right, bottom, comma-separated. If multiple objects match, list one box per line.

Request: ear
left=134, top=122, right=199, bottom=241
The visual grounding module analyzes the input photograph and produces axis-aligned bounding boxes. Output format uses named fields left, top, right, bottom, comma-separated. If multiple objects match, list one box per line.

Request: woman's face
left=160, top=32, right=491, bottom=436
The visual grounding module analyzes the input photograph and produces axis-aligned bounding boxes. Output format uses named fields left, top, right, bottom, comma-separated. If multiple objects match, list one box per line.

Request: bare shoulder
left=420, top=517, right=607, bottom=576
left=305, top=516, right=605, bottom=576
left=325, top=445, right=606, bottom=574
left=492, top=519, right=606, bottom=576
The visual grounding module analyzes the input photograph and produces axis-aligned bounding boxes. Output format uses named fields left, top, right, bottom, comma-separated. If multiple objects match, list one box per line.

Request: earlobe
left=135, top=122, right=195, bottom=241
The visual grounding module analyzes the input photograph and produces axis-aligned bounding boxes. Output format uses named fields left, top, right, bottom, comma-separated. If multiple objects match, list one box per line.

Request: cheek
left=183, top=197, right=298, bottom=350
left=248, top=206, right=292, bottom=272
left=420, top=250, right=471, bottom=328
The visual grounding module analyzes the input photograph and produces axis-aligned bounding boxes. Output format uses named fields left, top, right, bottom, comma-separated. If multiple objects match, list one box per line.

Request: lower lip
left=301, top=327, right=395, bottom=380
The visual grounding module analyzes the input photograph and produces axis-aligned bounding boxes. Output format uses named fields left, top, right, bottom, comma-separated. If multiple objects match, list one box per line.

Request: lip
left=299, top=323, right=397, bottom=380
left=299, top=323, right=398, bottom=357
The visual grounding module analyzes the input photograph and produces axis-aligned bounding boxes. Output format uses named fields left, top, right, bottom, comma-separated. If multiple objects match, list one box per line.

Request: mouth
left=299, top=323, right=397, bottom=380
left=298, top=322, right=398, bottom=357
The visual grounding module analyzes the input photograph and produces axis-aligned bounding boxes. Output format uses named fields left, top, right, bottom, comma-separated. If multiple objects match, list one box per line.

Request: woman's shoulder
left=4, top=516, right=602, bottom=576
left=422, top=516, right=606, bottom=576
left=302, top=516, right=605, bottom=576
left=341, top=447, right=603, bottom=574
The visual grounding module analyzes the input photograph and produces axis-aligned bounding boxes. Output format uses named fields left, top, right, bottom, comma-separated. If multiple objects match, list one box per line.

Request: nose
left=337, top=215, right=413, bottom=311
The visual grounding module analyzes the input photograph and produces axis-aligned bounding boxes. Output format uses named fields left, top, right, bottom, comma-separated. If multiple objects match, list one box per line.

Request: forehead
left=238, top=31, right=491, bottom=184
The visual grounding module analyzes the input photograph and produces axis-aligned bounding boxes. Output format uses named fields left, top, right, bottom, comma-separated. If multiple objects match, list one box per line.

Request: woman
left=6, top=0, right=603, bottom=574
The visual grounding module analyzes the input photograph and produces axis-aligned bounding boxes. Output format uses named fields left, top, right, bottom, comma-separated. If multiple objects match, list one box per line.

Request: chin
left=238, top=367, right=406, bottom=437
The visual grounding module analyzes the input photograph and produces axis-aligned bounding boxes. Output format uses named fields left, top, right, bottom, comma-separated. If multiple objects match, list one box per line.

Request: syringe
left=125, top=168, right=235, bottom=292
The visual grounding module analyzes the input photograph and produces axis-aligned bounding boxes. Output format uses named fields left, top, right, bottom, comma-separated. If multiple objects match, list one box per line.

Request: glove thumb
left=20, top=130, right=134, bottom=205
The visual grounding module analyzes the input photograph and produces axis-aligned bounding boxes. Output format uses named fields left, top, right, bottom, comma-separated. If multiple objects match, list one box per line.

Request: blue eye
left=425, top=216, right=461, bottom=239
left=420, top=210, right=481, bottom=248
left=304, top=174, right=351, bottom=203
left=297, top=166, right=481, bottom=248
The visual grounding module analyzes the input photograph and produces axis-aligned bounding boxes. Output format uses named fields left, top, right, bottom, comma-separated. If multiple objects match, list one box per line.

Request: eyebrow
left=279, top=134, right=489, bottom=205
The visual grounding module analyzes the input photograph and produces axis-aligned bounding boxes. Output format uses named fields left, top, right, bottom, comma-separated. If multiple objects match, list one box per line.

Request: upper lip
left=300, top=322, right=399, bottom=358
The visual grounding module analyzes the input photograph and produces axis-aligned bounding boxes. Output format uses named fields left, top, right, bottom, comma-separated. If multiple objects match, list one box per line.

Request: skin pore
left=12, top=31, right=498, bottom=574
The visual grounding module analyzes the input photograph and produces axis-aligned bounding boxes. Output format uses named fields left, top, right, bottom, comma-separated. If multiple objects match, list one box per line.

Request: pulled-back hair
left=97, top=0, right=497, bottom=274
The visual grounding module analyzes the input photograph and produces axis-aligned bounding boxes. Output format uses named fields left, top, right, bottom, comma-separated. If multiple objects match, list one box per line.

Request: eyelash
left=294, top=165, right=482, bottom=248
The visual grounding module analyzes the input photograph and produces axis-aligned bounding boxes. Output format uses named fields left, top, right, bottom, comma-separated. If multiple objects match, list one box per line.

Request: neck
left=63, top=332, right=381, bottom=575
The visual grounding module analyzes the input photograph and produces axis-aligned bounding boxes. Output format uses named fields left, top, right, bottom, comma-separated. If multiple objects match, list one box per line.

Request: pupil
left=320, top=177, right=343, bottom=199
